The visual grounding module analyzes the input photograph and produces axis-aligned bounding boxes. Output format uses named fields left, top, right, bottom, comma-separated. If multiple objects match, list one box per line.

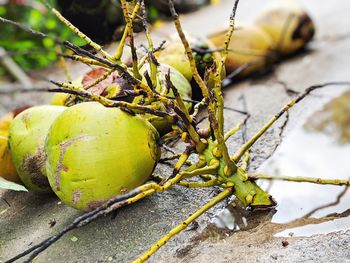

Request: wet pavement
left=1, top=0, right=350, bottom=262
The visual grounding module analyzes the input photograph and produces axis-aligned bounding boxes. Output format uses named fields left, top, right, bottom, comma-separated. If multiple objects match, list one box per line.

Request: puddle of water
left=212, top=207, right=238, bottom=230
left=260, top=129, right=350, bottom=223
left=261, top=90, right=350, bottom=224
left=211, top=200, right=275, bottom=232
left=212, top=90, right=350, bottom=236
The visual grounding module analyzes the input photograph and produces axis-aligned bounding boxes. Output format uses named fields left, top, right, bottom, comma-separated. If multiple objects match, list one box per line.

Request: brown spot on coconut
left=72, top=190, right=82, bottom=205
left=54, top=135, right=94, bottom=191
left=23, top=147, right=50, bottom=189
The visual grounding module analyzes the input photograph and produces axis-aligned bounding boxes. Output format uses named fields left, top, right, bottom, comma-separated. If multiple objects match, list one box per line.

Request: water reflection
left=212, top=90, right=350, bottom=237
left=305, top=90, right=350, bottom=143
left=261, top=129, right=350, bottom=223
left=212, top=200, right=275, bottom=231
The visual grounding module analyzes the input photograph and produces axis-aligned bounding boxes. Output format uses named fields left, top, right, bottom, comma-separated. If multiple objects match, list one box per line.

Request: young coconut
left=0, top=136, right=19, bottom=183
left=0, top=111, right=14, bottom=137
left=208, top=23, right=274, bottom=77
left=137, top=63, right=192, bottom=135
left=0, top=112, right=19, bottom=183
left=155, top=41, right=193, bottom=81
left=0, top=108, right=30, bottom=183
left=45, top=102, right=160, bottom=211
left=8, top=106, right=66, bottom=193
left=155, top=34, right=222, bottom=82
left=254, top=0, right=315, bottom=55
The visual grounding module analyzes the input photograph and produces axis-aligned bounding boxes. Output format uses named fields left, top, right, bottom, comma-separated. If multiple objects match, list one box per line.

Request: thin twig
left=250, top=174, right=350, bottom=186
left=6, top=189, right=143, bottom=263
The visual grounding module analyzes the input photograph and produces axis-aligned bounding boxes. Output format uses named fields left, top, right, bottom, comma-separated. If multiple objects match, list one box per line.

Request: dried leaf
left=81, top=67, right=121, bottom=96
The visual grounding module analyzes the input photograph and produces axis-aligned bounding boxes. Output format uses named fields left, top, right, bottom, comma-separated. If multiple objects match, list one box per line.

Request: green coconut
left=155, top=35, right=226, bottom=101
left=8, top=105, right=67, bottom=193
left=156, top=41, right=194, bottom=81
left=155, top=36, right=221, bottom=81
left=45, top=102, right=160, bottom=211
left=137, top=64, right=192, bottom=135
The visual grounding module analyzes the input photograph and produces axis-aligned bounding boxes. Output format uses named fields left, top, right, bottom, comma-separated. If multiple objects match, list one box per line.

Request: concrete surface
left=1, top=0, right=350, bottom=262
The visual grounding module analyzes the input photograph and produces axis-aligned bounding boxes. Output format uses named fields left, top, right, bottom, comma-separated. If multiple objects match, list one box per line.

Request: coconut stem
left=120, top=0, right=142, bottom=79
left=209, top=0, right=241, bottom=176
left=114, top=1, right=141, bottom=61
left=133, top=188, right=233, bottom=263
left=168, top=0, right=220, bottom=142
left=168, top=0, right=209, bottom=100
left=50, top=81, right=171, bottom=118
left=224, top=116, right=248, bottom=141
left=83, top=68, right=117, bottom=90
left=165, top=73, right=206, bottom=152
left=140, top=0, right=159, bottom=86
left=58, top=53, right=111, bottom=68
left=250, top=174, right=350, bottom=186
left=55, top=45, right=72, bottom=83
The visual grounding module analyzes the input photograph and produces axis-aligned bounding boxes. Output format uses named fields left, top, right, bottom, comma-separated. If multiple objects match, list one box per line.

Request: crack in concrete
left=1, top=197, right=10, bottom=207
left=243, top=78, right=292, bottom=167
left=269, top=111, right=289, bottom=160
left=271, top=73, right=300, bottom=97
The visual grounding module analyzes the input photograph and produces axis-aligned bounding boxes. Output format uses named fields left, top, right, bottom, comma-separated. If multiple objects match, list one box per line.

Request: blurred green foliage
left=0, top=0, right=211, bottom=77
left=0, top=0, right=85, bottom=75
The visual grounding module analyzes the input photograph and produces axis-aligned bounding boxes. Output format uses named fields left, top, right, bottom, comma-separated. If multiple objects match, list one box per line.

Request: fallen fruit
left=208, top=23, right=274, bottom=76
left=0, top=108, right=29, bottom=183
left=138, top=64, right=192, bottom=135
left=45, top=102, right=160, bottom=211
left=0, top=135, right=20, bottom=183
left=255, top=0, right=315, bottom=55
left=156, top=40, right=194, bottom=81
left=8, top=105, right=66, bottom=193
left=0, top=111, right=14, bottom=137
left=155, top=35, right=221, bottom=82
